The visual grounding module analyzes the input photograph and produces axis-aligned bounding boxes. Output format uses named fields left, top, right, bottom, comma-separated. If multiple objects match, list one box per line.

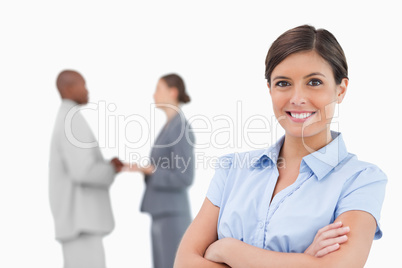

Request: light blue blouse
left=206, top=132, right=387, bottom=253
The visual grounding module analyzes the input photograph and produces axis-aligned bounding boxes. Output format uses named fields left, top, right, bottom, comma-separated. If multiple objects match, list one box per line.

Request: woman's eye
left=276, top=81, right=290, bottom=87
left=308, top=79, right=322, bottom=86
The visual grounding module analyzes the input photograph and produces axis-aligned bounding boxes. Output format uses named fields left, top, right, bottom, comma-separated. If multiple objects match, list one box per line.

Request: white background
left=1, top=0, right=401, bottom=267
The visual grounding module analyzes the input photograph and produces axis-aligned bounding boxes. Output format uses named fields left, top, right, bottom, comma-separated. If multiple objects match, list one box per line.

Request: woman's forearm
left=174, top=199, right=230, bottom=268
left=174, top=252, right=229, bottom=268
left=218, top=238, right=320, bottom=268
left=207, top=211, right=375, bottom=268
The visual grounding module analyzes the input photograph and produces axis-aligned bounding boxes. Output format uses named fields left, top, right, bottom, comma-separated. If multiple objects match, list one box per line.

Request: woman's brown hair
left=160, top=73, right=191, bottom=104
left=265, top=25, right=348, bottom=85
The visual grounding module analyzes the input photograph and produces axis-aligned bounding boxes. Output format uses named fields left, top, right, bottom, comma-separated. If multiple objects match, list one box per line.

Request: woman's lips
left=286, top=111, right=316, bottom=122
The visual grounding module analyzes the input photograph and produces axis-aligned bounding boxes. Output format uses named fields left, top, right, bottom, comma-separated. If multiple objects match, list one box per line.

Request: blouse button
left=258, top=221, right=264, bottom=229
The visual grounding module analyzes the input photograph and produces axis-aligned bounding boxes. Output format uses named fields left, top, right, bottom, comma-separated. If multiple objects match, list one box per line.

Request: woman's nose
left=290, top=86, right=307, bottom=106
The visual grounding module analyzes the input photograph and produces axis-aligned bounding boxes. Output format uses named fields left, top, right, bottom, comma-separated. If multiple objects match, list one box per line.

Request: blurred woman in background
left=126, top=74, right=195, bottom=268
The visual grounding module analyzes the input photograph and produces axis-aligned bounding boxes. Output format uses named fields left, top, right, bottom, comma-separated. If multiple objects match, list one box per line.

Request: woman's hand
left=123, top=163, right=154, bottom=175
left=304, top=221, right=350, bottom=257
left=123, top=163, right=139, bottom=172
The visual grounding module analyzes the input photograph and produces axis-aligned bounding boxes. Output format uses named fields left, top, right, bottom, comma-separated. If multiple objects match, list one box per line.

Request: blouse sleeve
left=206, top=154, right=233, bottom=207
left=335, top=165, right=387, bottom=239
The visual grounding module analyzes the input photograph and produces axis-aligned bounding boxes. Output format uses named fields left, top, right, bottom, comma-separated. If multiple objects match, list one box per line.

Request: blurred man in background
left=49, top=70, right=123, bottom=268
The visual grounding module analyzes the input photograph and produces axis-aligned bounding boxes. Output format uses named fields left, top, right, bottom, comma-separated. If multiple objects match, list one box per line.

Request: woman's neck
left=163, top=104, right=180, bottom=122
left=280, top=128, right=333, bottom=162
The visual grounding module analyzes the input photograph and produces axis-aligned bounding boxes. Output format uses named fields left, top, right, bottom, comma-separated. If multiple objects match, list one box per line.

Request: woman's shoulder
left=338, top=153, right=387, bottom=183
left=214, top=148, right=270, bottom=170
left=167, top=113, right=193, bottom=133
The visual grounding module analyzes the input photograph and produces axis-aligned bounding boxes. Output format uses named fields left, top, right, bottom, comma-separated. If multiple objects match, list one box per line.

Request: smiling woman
left=174, top=25, right=387, bottom=268
left=268, top=50, right=347, bottom=147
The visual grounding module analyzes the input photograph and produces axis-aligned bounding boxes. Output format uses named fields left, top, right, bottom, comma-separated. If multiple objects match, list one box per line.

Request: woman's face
left=268, top=50, right=348, bottom=140
left=153, top=79, right=176, bottom=108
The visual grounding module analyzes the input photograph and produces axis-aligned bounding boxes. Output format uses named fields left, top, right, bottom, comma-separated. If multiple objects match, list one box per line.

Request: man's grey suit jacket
left=49, top=100, right=116, bottom=242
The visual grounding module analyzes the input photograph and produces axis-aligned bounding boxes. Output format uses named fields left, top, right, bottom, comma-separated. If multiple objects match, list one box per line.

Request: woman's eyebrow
left=273, top=72, right=326, bottom=81
left=303, top=72, right=326, bottom=79
left=272, top=76, right=291, bottom=81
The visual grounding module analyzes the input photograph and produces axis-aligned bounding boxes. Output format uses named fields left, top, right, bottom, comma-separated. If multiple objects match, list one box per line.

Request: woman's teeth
left=290, top=112, right=314, bottom=119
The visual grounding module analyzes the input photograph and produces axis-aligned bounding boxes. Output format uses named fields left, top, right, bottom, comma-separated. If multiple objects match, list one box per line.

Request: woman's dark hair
left=160, top=73, right=191, bottom=104
left=265, top=25, right=348, bottom=85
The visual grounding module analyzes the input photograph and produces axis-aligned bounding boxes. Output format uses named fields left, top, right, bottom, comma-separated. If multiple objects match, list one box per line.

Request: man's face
left=71, top=75, right=89, bottom=104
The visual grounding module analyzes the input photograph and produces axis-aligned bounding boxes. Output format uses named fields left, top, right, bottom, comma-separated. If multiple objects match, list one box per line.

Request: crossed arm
left=174, top=198, right=376, bottom=268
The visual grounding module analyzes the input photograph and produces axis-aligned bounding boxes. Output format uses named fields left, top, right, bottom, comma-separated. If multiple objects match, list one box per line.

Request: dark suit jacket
left=141, top=112, right=195, bottom=216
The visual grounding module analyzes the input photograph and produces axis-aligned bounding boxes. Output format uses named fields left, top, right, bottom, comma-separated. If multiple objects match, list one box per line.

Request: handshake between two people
left=110, top=157, right=154, bottom=175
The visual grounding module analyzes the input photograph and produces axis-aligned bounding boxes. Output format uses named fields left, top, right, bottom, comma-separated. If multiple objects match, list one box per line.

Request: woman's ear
left=336, top=78, right=348, bottom=104
left=169, top=87, right=179, bottom=101
left=267, top=82, right=271, bottom=94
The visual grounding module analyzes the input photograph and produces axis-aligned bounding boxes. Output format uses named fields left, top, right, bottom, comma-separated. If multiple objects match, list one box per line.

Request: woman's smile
left=286, top=111, right=317, bottom=122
